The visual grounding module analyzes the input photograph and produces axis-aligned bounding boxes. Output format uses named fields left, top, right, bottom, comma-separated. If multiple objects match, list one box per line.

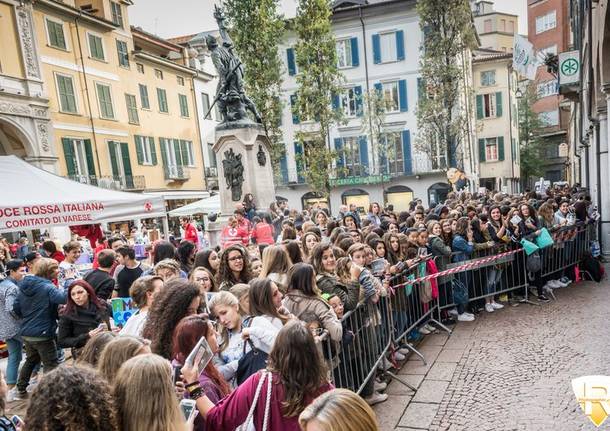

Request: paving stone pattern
left=375, top=277, right=610, bottom=431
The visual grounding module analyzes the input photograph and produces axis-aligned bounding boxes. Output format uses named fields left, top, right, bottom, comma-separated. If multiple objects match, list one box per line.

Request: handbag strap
left=239, top=370, right=267, bottom=431
left=262, top=371, right=273, bottom=431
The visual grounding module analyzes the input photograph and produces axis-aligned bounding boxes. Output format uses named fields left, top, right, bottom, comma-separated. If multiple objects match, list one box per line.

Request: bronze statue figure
left=257, top=144, right=266, bottom=166
left=222, top=148, right=245, bottom=201
left=207, top=5, right=262, bottom=124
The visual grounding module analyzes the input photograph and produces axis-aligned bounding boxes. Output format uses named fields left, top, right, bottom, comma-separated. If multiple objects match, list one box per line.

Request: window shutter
left=280, top=153, right=288, bottom=183
left=401, top=130, right=412, bottom=175
left=334, top=138, right=344, bottom=171
left=332, top=93, right=340, bottom=112
left=135, top=136, right=143, bottom=164
left=396, top=30, right=405, bottom=61
left=374, top=82, right=382, bottom=96
left=350, top=37, right=359, bottom=67
left=478, top=139, right=486, bottom=163
left=84, top=139, right=96, bottom=176
left=476, top=95, right=483, bottom=119
left=159, top=138, right=168, bottom=167
left=498, top=136, right=505, bottom=161
left=290, top=94, right=299, bottom=124
left=495, top=92, right=503, bottom=117
left=108, top=141, right=119, bottom=177
left=359, top=136, right=369, bottom=174
left=354, top=85, right=363, bottom=116
left=294, top=141, right=304, bottom=183
left=120, top=142, right=133, bottom=188
left=173, top=139, right=183, bottom=165
left=372, top=34, right=381, bottom=64
left=150, top=138, right=158, bottom=165
left=398, top=79, right=408, bottom=112
left=287, top=48, right=296, bottom=76
left=62, top=138, right=76, bottom=176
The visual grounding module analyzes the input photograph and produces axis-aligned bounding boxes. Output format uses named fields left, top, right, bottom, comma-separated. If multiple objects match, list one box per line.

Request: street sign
left=559, top=51, right=580, bottom=85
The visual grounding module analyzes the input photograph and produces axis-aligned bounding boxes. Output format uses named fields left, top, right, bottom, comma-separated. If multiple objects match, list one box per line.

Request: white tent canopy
left=0, top=155, right=166, bottom=233
left=168, top=194, right=220, bottom=217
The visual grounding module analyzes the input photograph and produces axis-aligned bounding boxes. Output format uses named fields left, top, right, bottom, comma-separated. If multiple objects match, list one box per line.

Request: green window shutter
left=62, top=138, right=76, bottom=176
left=83, top=139, right=96, bottom=176
left=116, top=40, right=129, bottom=67
left=150, top=137, right=158, bottom=165
left=476, top=95, right=483, bottom=119
left=173, top=139, right=182, bottom=165
left=180, top=140, right=189, bottom=165
left=478, top=138, right=486, bottom=163
left=108, top=141, right=119, bottom=176
left=157, top=88, right=168, bottom=113
left=159, top=138, right=168, bottom=166
left=139, top=84, right=150, bottom=109
left=135, top=135, right=143, bottom=164
left=495, top=92, right=503, bottom=117
left=498, top=137, right=505, bottom=161
left=89, top=34, right=104, bottom=60
left=125, top=94, right=139, bottom=124
left=120, top=142, right=133, bottom=176
left=57, top=75, right=77, bottom=113
left=179, top=94, right=189, bottom=117
left=48, top=20, right=66, bottom=49
left=97, top=84, right=114, bottom=118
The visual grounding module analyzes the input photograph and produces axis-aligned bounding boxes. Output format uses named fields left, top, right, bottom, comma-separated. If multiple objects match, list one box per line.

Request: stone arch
left=0, top=115, right=36, bottom=158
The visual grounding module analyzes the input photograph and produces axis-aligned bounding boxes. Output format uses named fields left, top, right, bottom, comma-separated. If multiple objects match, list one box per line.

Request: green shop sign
left=329, top=174, right=392, bottom=187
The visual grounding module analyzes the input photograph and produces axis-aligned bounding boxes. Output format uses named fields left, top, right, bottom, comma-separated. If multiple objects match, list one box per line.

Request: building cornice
left=34, top=0, right=118, bottom=31
left=132, top=51, right=196, bottom=76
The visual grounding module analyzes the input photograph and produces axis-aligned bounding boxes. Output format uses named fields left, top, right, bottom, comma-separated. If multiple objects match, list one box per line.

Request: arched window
left=341, top=188, right=369, bottom=214
left=384, top=185, right=413, bottom=212
left=301, top=191, right=328, bottom=211
left=428, top=182, right=451, bottom=206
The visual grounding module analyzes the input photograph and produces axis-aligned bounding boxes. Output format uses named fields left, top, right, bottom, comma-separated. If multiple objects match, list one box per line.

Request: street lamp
left=515, top=88, right=523, bottom=99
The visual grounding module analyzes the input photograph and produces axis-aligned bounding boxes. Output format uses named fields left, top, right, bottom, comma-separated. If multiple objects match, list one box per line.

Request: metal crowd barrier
left=319, top=222, right=596, bottom=395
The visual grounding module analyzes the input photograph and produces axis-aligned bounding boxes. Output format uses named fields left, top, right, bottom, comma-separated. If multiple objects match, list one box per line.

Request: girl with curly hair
left=181, top=320, right=332, bottom=431
left=23, top=365, right=118, bottom=431
left=216, top=245, right=251, bottom=291
left=114, top=353, right=190, bottom=431
left=142, top=278, right=201, bottom=359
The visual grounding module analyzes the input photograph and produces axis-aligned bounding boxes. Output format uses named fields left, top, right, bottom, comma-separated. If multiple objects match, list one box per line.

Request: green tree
left=293, top=0, right=344, bottom=200
left=416, top=0, right=477, bottom=171
left=360, top=89, right=392, bottom=188
left=518, top=83, right=547, bottom=188
left=223, top=0, right=285, bottom=169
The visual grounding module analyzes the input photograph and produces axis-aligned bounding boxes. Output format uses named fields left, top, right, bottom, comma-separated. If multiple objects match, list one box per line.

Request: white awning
left=145, top=190, right=211, bottom=200
left=0, top=155, right=166, bottom=233
left=168, top=194, right=220, bottom=216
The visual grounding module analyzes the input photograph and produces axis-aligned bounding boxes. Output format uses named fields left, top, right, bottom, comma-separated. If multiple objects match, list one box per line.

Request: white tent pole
left=162, top=216, right=170, bottom=240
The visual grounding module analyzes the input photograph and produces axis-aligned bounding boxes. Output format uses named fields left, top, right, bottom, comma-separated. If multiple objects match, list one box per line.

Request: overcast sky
left=129, top=0, right=528, bottom=40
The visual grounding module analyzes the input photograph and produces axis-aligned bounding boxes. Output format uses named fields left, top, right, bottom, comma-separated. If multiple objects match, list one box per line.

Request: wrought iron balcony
left=66, top=175, right=146, bottom=191
left=164, top=165, right=190, bottom=181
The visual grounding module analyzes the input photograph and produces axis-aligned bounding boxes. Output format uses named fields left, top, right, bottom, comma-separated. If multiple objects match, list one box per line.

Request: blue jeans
left=5, top=337, right=22, bottom=385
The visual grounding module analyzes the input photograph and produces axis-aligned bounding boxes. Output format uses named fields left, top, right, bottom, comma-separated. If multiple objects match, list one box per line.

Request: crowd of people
left=0, top=184, right=599, bottom=431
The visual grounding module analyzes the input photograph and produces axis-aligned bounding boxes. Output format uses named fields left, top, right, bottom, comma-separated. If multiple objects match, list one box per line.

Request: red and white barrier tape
left=392, top=248, right=522, bottom=289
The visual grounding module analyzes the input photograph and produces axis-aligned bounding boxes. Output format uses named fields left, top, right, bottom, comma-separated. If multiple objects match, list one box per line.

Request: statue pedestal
left=213, top=123, right=276, bottom=216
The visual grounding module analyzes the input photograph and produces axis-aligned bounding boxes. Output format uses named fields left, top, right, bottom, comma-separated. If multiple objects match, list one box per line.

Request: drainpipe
left=74, top=16, right=102, bottom=177
left=507, top=63, right=515, bottom=192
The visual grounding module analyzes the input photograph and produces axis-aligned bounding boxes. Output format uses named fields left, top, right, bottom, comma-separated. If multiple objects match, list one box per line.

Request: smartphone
left=11, top=415, right=24, bottom=427
left=97, top=323, right=107, bottom=331
left=510, top=214, right=522, bottom=226
left=172, top=365, right=181, bottom=385
left=370, top=258, right=386, bottom=275
left=185, top=336, right=214, bottom=375
left=179, top=399, right=197, bottom=422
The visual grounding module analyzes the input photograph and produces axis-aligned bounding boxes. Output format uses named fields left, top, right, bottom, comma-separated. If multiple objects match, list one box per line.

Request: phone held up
left=179, top=399, right=197, bottom=422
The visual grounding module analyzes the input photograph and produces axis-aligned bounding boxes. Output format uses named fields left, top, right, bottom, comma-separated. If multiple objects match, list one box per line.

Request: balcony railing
left=164, top=165, right=190, bottom=181
left=205, top=167, right=218, bottom=178
left=67, top=175, right=146, bottom=191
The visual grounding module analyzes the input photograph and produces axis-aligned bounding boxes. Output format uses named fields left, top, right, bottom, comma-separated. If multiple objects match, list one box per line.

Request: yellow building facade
left=30, top=0, right=205, bottom=201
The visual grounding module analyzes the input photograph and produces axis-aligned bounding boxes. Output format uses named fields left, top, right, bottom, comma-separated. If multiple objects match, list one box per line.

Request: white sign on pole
left=559, top=51, right=580, bottom=85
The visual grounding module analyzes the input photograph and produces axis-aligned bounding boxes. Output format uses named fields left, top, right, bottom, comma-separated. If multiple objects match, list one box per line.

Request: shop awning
left=0, top=156, right=166, bottom=233
left=168, top=194, right=220, bottom=216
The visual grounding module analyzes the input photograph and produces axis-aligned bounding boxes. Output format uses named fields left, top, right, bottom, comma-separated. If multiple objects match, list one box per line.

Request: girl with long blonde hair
left=113, top=353, right=189, bottom=431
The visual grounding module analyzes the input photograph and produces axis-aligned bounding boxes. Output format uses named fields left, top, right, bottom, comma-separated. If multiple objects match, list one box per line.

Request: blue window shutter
left=398, top=79, right=408, bottom=112
left=372, top=34, right=381, bottom=64
left=354, top=85, right=363, bottom=116
left=479, top=139, right=486, bottom=163
left=350, top=37, right=359, bottom=67
left=402, top=130, right=412, bottom=175
left=334, top=138, right=344, bottom=172
left=290, top=94, right=299, bottom=124
left=294, top=141, right=304, bottom=183
left=374, top=82, right=382, bottom=96
left=396, top=30, right=405, bottom=61
left=287, top=48, right=296, bottom=76
left=359, top=135, right=369, bottom=174
left=280, top=153, right=288, bottom=183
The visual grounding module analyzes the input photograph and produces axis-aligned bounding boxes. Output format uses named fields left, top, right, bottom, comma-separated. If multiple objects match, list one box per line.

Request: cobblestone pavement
left=375, top=276, right=610, bottom=431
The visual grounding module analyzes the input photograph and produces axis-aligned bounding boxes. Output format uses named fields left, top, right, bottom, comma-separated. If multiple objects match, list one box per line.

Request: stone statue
left=257, top=144, right=266, bottom=166
left=222, top=148, right=244, bottom=201
left=207, top=5, right=262, bottom=124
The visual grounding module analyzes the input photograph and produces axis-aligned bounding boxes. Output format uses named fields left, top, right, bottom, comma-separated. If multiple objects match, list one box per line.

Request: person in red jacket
left=181, top=217, right=199, bottom=248
left=41, top=240, right=65, bottom=263
left=220, top=217, right=249, bottom=249
left=251, top=213, right=275, bottom=246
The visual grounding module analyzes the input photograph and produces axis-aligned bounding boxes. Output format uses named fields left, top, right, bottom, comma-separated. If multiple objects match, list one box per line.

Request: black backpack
left=581, top=254, right=603, bottom=282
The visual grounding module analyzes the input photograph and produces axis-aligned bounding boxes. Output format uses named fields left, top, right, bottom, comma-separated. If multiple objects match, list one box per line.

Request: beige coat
left=282, top=290, right=343, bottom=342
